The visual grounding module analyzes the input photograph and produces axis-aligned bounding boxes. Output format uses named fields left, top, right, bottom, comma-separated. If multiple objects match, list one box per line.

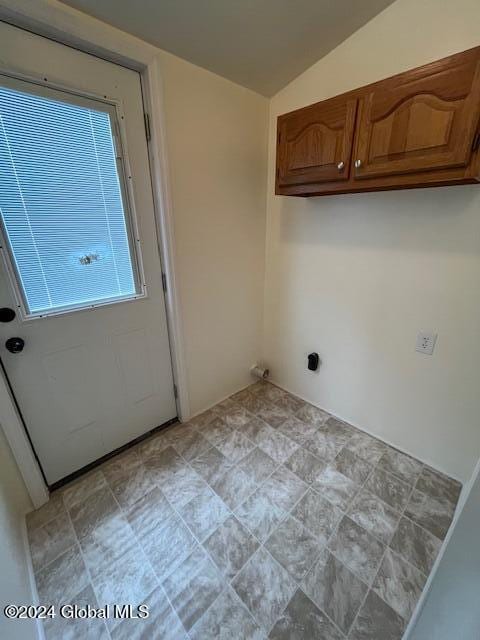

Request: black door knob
left=5, top=337, right=25, bottom=353
left=0, top=308, right=16, bottom=323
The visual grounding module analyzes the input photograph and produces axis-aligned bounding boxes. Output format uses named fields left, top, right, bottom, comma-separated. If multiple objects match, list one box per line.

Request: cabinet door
left=353, top=52, right=480, bottom=180
left=276, top=96, right=357, bottom=189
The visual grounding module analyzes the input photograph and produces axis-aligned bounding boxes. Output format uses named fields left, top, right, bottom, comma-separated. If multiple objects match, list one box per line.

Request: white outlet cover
left=415, top=330, right=437, bottom=355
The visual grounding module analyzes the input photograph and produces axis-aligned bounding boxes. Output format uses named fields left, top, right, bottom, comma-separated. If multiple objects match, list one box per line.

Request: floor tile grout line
left=255, top=476, right=353, bottom=636
left=342, top=457, right=406, bottom=548
left=106, top=479, right=190, bottom=639
left=261, top=540, right=349, bottom=639
left=63, top=495, right=112, bottom=639
left=248, top=386, right=429, bottom=636
left=161, top=395, right=446, bottom=629
left=385, top=546, right=429, bottom=581
left=343, top=511, right=399, bottom=638
left=337, top=442, right=450, bottom=551
left=78, top=478, right=169, bottom=638
left=28, top=380, right=460, bottom=639
left=142, top=440, right=266, bottom=628
left=345, top=578, right=376, bottom=639
left=31, top=539, right=78, bottom=578
left=187, top=392, right=441, bottom=629
left=149, top=454, right=269, bottom=637
left=257, top=511, right=350, bottom=638
left=164, top=438, right=319, bottom=635
left=182, top=398, right=445, bottom=634
left=315, top=449, right=413, bottom=630
left=192, top=381, right=461, bottom=487
left=187, top=576, right=262, bottom=639
left=25, top=500, right=68, bottom=536
left=139, top=405, right=376, bottom=636
left=342, top=458, right=429, bottom=636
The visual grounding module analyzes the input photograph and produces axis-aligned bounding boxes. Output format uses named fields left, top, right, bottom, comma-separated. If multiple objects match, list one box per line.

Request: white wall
left=0, top=427, right=36, bottom=640
left=158, top=51, right=268, bottom=416
left=407, top=460, right=480, bottom=639
left=264, top=0, right=480, bottom=482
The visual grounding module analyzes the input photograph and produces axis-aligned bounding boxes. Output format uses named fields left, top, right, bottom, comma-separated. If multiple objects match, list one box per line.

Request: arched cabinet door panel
left=353, top=54, right=480, bottom=180
left=276, top=95, right=357, bottom=189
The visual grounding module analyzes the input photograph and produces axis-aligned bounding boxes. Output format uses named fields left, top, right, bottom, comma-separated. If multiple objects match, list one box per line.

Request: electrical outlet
left=415, top=330, right=437, bottom=355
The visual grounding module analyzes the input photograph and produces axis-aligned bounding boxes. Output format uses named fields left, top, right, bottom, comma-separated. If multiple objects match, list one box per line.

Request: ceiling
left=60, top=0, right=396, bottom=96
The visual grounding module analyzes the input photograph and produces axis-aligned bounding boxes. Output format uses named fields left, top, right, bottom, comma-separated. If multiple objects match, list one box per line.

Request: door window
left=0, top=75, right=144, bottom=318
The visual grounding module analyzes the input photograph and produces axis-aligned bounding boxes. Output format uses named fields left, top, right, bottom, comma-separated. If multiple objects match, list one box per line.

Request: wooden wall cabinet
left=275, top=47, right=480, bottom=197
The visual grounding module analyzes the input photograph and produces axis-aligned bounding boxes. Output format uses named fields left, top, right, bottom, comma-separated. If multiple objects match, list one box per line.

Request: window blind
left=0, top=81, right=138, bottom=316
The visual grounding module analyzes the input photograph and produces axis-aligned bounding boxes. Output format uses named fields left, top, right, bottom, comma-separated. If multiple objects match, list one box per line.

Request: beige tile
left=373, top=548, right=427, bottom=620
left=348, top=489, right=401, bottom=545
left=109, top=464, right=155, bottom=510
left=291, top=489, right=342, bottom=544
left=27, top=385, right=438, bottom=639
left=328, top=516, right=385, bottom=584
left=178, top=489, right=230, bottom=541
left=415, top=466, right=462, bottom=505
left=216, top=430, right=256, bottom=463
left=36, top=545, right=89, bottom=606
left=29, top=512, right=76, bottom=572
left=295, top=403, right=330, bottom=427
left=390, top=517, right=441, bottom=575
left=313, top=465, right=360, bottom=510
left=102, top=448, right=142, bottom=485
left=302, top=549, right=367, bottom=635
left=62, top=470, right=108, bottom=510
left=69, top=486, right=120, bottom=540
left=111, top=587, right=186, bottom=640
left=285, top=447, right=325, bottom=484
left=79, top=514, right=139, bottom=580
left=234, top=485, right=287, bottom=542
left=405, top=489, right=456, bottom=540
left=126, top=487, right=174, bottom=539
left=42, top=584, right=108, bottom=640
left=232, top=547, right=296, bottom=631
left=162, top=546, right=223, bottom=631
left=265, top=516, right=322, bottom=581
left=92, top=546, right=158, bottom=616
left=26, top=492, right=65, bottom=532
left=204, top=515, right=259, bottom=579
left=190, top=587, right=263, bottom=640
left=260, top=465, right=308, bottom=511
left=350, top=590, right=405, bottom=640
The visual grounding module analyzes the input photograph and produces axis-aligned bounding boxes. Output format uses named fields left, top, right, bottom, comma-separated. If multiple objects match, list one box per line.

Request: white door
left=0, top=23, right=177, bottom=485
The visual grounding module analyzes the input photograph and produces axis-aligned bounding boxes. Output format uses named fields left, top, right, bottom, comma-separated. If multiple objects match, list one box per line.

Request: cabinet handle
left=354, top=159, right=362, bottom=168
left=337, top=161, right=345, bottom=171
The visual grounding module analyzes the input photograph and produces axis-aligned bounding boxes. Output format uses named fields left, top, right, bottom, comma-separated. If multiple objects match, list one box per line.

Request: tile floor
left=26, top=381, right=461, bottom=639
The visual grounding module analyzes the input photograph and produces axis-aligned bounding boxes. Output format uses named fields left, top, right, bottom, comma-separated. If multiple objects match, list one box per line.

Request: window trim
left=0, top=70, right=148, bottom=321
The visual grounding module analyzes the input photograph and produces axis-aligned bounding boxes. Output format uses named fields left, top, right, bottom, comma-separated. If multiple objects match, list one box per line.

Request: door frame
left=0, top=0, right=191, bottom=508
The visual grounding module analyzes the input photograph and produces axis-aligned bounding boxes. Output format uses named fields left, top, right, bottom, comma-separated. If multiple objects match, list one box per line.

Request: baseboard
left=21, top=518, right=45, bottom=640
left=268, top=378, right=463, bottom=486
left=185, top=381, right=256, bottom=422
left=401, top=454, right=480, bottom=639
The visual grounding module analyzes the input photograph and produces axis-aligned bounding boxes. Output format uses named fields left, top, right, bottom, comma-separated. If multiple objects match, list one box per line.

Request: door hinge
left=472, top=131, right=480, bottom=153
left=161, top=272, right=167, bottom=293
left=144, top=113, right=151, bottom=142
left=173, top=383, right=178, bottom=399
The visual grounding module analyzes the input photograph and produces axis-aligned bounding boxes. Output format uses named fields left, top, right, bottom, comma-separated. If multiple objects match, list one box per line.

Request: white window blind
left=0, top=78, right=140, bottom=317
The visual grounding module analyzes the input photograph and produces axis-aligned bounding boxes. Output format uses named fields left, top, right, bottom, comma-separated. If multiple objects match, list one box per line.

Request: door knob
left=5, top=337, right=25, bottom=353
left=354, top=159, right=362, bottom=168
left=0, top=308, right=16, bottom=323
left=337, top=161, right=345, bottom=171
